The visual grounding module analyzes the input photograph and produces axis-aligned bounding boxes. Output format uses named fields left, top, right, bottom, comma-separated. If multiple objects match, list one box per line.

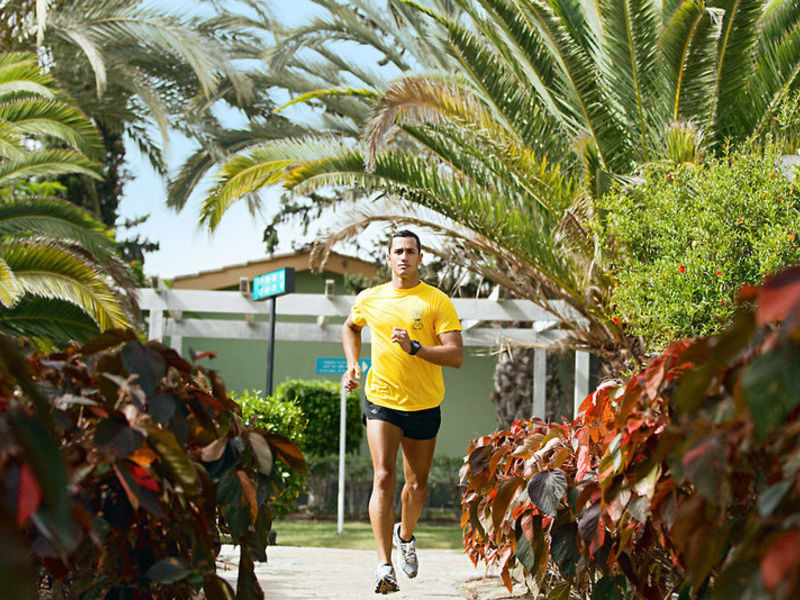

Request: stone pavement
left=216, top=545, right=531, bottom=599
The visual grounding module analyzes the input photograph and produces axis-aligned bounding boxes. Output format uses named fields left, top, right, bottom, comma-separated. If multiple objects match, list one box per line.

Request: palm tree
left=0, top=52, right=137, bottom=344
left=0, top=0, right=260, bottom=270
left=191, top=0, right=800, bottom=373
left=164, top=0, right=456, bottom=218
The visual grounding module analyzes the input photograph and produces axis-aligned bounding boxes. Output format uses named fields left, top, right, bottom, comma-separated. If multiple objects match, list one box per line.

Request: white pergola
left=137, top=283, right=591, bottom=417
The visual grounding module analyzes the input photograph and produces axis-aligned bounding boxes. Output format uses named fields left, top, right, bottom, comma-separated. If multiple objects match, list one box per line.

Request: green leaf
left=741, top=344, right=800, bottom=440
left=121, top=341, right=165, bottom=397
left=246, top=432, right=273, bottom=476
left=758, top=479, right=794, bottom=516
left=235, top=538, right=264, bottom=600
left=95, top=417, right=144, bottom=458
left=80, top=329, right=137, bottom=356
left=674, top=311, right=756, bottom=413
left=592, top=574, right=627, bottom=600
left=0, top=518, right=35, bottom=600
left=146, top=427, right=200, bottom=495
left=681, top=435, right=726, bottom=501
left=144, top=557, right=192, bottom=584
left=203, top=576, right=236, bottom=600
left=547, top=581, right=571, bottom=600
left=527, top=469, right=567, bottom=516
left=514, top=516, right=535, bottom=574
left=149, top=393, right=178, bottom=424
left=550, top=522, right=580, bottom=580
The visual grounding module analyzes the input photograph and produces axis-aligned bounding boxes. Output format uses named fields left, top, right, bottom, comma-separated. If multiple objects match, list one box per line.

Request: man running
left=342, top=230, right=463, bottom=594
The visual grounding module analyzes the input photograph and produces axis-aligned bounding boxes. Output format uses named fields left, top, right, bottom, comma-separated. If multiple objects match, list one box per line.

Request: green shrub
left=596, top=142, right=800, bottom=351
left=274, top=380, right=362, bottom=455
left=236, top=389, right=308, bottom=448
left=233, top=389, right=308, bottom=519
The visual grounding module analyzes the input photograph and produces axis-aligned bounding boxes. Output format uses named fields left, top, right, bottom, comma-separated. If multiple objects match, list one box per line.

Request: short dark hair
left=388, top=229, right=421, bottom=253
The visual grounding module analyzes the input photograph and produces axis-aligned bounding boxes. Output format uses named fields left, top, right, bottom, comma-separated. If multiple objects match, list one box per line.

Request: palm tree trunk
left=490, top=346, right=576, bottom=429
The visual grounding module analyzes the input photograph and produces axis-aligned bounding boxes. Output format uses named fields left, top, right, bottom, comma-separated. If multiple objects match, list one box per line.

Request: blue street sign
left=316, top=358, right=371, bottom=375
left=253, top=267, right=295, bottom=301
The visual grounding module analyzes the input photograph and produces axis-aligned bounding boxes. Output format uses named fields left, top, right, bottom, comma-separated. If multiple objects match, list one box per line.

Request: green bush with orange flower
left=596, top=142, right=800, bottom=351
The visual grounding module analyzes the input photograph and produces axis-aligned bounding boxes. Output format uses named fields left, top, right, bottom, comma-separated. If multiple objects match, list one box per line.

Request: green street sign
left=252, top=267, right=295, bottom=301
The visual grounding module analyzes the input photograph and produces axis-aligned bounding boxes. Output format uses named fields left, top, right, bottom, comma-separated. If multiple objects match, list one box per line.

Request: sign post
left=252, top=267, right=295, bottom=395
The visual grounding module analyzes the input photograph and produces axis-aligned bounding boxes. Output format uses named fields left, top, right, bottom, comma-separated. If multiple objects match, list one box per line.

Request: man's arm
left=342, top=315, right=364, bottom=391
left=391, top=328, right=463, bottom=368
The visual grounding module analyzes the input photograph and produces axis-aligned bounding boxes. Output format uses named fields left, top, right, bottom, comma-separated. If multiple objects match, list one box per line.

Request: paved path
left=216, top=545, right=530, bottom=599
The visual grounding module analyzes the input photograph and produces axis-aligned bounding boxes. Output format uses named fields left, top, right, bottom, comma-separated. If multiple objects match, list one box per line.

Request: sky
left=117, top=0, right=330, bottom=279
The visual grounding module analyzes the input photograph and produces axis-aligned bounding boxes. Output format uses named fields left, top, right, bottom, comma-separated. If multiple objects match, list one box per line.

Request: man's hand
left=343, top=362, right=361, bottom=391
left=391, top=327, right=413, bottom=353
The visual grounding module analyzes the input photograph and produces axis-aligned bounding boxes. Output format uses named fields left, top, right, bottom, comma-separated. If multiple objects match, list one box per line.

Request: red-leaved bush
left=0, top=329, right=305, bottom=599
left=461, top=265, right=800, bottom=599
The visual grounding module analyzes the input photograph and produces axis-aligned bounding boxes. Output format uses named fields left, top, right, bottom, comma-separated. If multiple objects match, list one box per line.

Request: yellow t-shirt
left=350, top=281, right=461, bottom=411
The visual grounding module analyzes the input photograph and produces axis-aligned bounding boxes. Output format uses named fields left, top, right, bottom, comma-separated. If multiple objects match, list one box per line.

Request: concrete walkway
left=216, top=545, right=531, bottom=599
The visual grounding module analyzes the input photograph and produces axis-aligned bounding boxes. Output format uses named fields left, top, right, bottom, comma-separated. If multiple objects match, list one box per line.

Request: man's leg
left=366, top=419, right=403, bottom=565
left=398, top=435, right=436, bottom=542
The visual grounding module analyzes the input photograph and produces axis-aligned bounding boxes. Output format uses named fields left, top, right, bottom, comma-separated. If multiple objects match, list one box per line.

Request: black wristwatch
left=409, top=340, right=421, bottom=355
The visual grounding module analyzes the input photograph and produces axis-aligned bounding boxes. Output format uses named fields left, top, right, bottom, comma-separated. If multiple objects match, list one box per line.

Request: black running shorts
left=362, top=399, right=442, bottom=440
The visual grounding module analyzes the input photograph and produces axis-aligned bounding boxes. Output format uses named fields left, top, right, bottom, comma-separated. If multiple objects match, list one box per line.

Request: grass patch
left=269, top=520, right=464, bottom=550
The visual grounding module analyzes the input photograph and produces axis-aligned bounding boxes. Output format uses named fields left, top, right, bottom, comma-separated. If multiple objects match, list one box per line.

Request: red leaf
left=741, top=265, right=800, bottom=325
left=237, top=470, right=259, bottom=523
left=16, top=463, right=42, bottom=526
left=520, top=513, right=534, bottom=542
left=129, top=465, right=159, bottom=493
left=114, top=464, right=140, bottom=510
left=576, top=445, right=591, bottom=481
left=761, top=529, right=800, bottom=591
left=500, top=564, right=513, bottom=592
left=265, top=431, right=307, bottom=474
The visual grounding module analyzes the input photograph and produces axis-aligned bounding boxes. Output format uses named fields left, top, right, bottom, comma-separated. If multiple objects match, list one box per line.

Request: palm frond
left=285, top=149, right=580, bottom=291
left=58, top=25, right=107, bottom=96
left=0, top=121, right=25, bottom=161
left=748, top=13, right=800, bottom=138
left=275, top=87, right=379, bottom=113
left=1, top=239, right=133, bottom=331
left=450, top=0, right=568, bottom=130
left=602, top=0, right=662, bottom=157
left=403, top=6, right=570, bottom=156
left=166, top=120, right=309, bottom=211
left=514, top=0, right=630, bottom=171
left=707, top=0, right=763, bottom=141
left=759, top=0, right=800, bottom=58
left=0, top=53, right=57, bottom=99
left=0, top=150, right=102, bottom=187
left=0, top=256, right=23, bottom=308
left=47, top=3, right=225, bottom=98
left=0, top=296, right=103, bottom=344
left=0, top=195, right=116, bottom=261
left=364, top=75, right=523, bottom=166
left=201, top=137, right=351, bottom=230
left=661, top=0, right=724, bottom=126
left=0, top=97, right=104, bottom=159
left=267, top=15, right=409, bottom=73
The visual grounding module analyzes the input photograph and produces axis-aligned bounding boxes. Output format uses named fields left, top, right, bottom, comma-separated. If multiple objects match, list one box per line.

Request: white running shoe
left=374, top=563, right=399, bottom=594
left=393, top=522, right=418, bottom=578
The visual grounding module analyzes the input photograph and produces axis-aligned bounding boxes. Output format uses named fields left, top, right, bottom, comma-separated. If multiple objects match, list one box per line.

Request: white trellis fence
left=137, top=283, right=591, bottom=418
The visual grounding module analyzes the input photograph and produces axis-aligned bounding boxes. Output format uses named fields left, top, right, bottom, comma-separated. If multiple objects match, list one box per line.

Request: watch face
left=410, top=340, right=421, bottom=355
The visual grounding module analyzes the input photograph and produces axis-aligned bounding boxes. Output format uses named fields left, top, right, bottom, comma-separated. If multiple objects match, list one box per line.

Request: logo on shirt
left=411, top=308, right=424, bottom=330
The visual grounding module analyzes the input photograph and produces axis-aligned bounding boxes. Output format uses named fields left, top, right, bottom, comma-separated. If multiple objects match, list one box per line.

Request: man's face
left=387, top=236, right=422, bottom=279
